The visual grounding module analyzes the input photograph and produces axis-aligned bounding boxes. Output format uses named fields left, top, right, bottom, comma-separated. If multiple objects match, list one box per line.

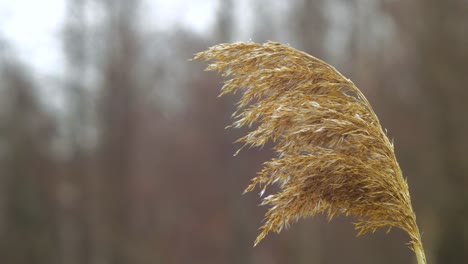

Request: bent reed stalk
left=193, top=41, right=426, bottom=264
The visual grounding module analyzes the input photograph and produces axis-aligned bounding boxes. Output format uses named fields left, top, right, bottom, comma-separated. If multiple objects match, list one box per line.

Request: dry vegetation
left=194, top=41, right=426, bottom=263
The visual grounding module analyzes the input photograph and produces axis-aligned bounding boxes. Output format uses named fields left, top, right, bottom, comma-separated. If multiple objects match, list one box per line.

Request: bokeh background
left=0, top=0, right=467, bottom=263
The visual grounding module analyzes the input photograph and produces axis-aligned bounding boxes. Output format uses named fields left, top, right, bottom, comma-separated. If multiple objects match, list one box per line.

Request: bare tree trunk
left=416, top=0, right=468, bottom=262
left=56, top=166, right=81, bottom=264
left=85, top=163, right=112, bottom=264
left=0, top=161, right=7, bottom=237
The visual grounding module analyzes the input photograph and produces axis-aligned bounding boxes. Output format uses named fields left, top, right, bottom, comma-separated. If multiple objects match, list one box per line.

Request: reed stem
left=414, top=243, right=427, bottom=264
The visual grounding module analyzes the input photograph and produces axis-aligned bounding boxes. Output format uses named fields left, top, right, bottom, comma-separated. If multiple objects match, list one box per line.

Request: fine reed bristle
left=193, top=41, right=426, bottom=263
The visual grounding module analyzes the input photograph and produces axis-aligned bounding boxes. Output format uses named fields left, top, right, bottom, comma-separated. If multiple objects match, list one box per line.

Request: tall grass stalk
left=194, top=41, right=426, bottom=264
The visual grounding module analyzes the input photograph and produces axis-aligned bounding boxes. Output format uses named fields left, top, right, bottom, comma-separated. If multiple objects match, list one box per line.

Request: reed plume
left=193, top=41, right=426, bottom=263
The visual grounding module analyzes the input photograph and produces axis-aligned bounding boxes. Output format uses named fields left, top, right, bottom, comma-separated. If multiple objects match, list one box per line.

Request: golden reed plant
left=193, top=41, right=426, bottom=263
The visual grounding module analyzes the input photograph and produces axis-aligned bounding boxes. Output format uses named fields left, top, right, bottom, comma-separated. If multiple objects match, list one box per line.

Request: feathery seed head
left=194, top=41, right=426, bottom=263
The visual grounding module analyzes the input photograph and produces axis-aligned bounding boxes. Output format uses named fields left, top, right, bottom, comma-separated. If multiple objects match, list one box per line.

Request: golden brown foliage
left=194, top=41, right=426, bottom=263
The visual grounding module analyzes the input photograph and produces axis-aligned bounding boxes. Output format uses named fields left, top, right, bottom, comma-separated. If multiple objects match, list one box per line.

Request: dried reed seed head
left=194, top=41, right=422, bottom=251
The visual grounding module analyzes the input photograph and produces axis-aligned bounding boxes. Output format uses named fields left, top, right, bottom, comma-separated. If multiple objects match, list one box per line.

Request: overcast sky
left=1, top=0, right=65, bottom=74
left=0, top=0, right=228, bottom=75
left=0, top=0, right=363, bottom=76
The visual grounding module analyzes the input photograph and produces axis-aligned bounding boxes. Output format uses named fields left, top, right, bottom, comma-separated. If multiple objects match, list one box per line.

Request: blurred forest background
left=0, top=0, right=467, bottom=263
